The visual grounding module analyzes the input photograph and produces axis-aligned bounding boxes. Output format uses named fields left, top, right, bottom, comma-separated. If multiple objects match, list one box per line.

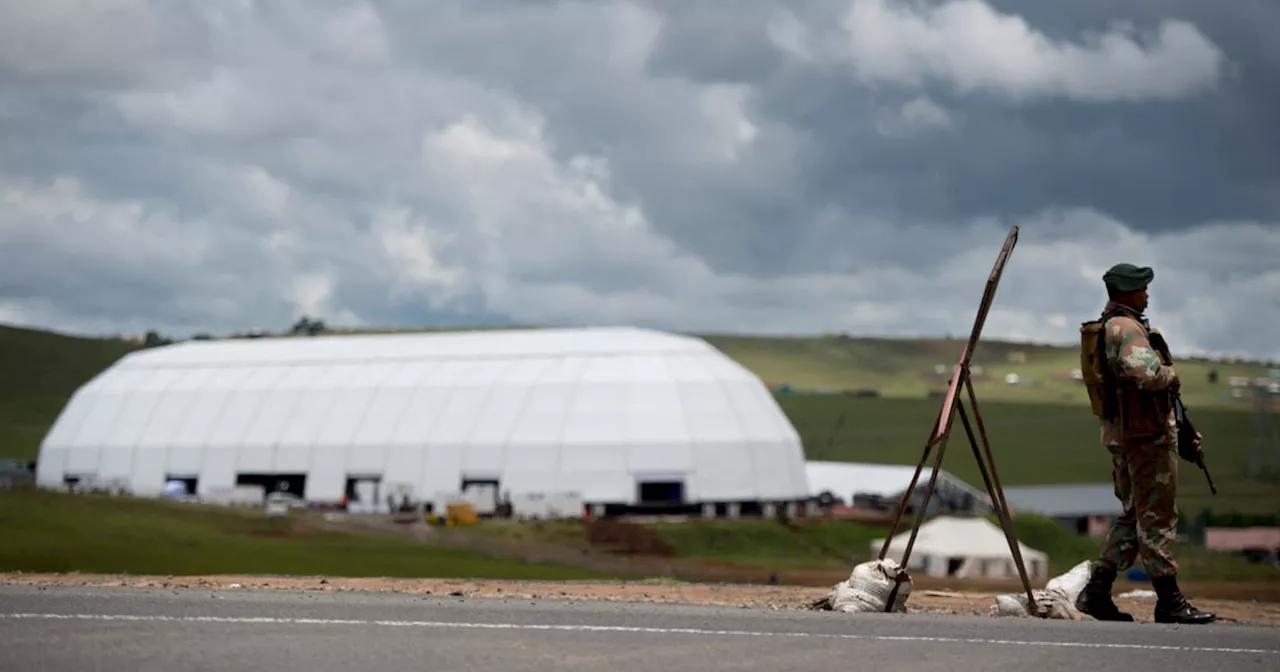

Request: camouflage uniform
left=1075, top=263, right=1214, bottom=625
left=1096, top=301, right=1180, bottom=579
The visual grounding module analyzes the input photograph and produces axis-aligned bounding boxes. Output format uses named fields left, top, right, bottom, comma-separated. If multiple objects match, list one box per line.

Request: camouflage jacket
left=1099, top=301, right=1179, bottom=447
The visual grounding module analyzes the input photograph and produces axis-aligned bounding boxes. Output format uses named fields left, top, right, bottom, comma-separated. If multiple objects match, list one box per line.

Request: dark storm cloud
left=0, top=0, right=1276, bottom=360
left=732, top=0, right=1277, bottom=239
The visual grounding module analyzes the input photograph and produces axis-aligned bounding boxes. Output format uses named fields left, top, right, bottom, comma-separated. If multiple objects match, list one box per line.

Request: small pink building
left=1204, top=527, right=1280, bottom=552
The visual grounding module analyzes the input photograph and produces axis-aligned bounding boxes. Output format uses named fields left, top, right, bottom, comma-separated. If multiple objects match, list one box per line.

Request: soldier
left=1075, top=263, right=1216, bottom=625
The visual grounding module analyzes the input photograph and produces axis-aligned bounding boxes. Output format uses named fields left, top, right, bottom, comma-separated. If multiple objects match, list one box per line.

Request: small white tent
left=872, top=515, right=1049, bottom=580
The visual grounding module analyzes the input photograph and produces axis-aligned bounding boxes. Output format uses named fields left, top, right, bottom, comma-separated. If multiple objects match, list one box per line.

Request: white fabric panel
left=329, top=362, right=399, bottom=473
left=296, top=365, right=368, bottom=500
left=561, top=382, right=626, bottom=445
left=40, top=391, right=93, bottom=451
left=691, top=441, right=758, bottom=500
left=272, top=365, right=353, bottom=472
left=168, top=367, right=251, bottom=450
left=197, top=439, right=238, bottom=495
left=721, top=380, right=802, bottom=499
left=67, top=368, right=151, bottom=450
left=622, top=355, right=676, bottom=383
left=137, top=368, right=218, bottom=449
left=34, top=446, right=68, bottom=486
left=198, top=367, right=281, bottom=494
left=465, top=383, right=533, bottom=475
left=680, top=382, right=745, bottom=443
left=622, top=378, right=691, bottom=448
left=387, top=362, right=462, bottom=497
left=306, top=443, right=347, bottom=501
left=627, top=439, right=692, bottom=476
left=119, top=369, right=187, bottom=494
left=99, top=369, right=171, bottom=448
left=433, top=361, right=508, bottom=478
left=500, top=443, right=560, bottom=480
left=556, top=465, right=633, bottom=502
left=746, top=441, right=798, bottom=499
left=349, top=361, right=437, bottom=447
left=239, top=366, right=317, bottom=471
left=499, top=463, right=558, bottom=496
left=203, top=366, right=284, bottom=453
left=421, top=444, right=464, bottom=500
left=166, top=368, right=250, bottom=477
left=506, top=383, right=573, bottom=443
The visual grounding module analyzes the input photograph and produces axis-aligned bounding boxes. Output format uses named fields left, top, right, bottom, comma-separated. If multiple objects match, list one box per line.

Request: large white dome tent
left=34, top=326, right=811, bottom=517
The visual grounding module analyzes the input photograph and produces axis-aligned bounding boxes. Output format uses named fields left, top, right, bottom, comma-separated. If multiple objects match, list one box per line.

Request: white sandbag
left=990, top=560, right=1092, bottom=620
left=817, top=559, right=911, bottom=613
left=1044, top=560, right=1091, bottom=601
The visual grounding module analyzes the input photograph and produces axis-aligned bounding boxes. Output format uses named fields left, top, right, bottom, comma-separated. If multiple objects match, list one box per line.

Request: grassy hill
left=0, top=324, right=142, bottom=461
left=2, top=322, right=1276, bottom=514
left=702, top=332, right=1275, bottom=409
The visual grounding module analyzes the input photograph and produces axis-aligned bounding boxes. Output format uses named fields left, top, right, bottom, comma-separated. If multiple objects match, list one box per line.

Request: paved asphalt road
left=1, top=585, right=1278, bottom=672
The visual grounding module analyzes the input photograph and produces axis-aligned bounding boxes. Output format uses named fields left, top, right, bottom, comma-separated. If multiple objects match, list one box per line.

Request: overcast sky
left=1, top=0, right=1277, bottom=361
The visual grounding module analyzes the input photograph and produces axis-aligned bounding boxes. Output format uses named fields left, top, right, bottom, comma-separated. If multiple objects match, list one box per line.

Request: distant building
left=1002, top=483, right=1122, bottom=535
left=1205, top=527, right=1280, bottom=564
left=805, top=461, right=993, bottom=517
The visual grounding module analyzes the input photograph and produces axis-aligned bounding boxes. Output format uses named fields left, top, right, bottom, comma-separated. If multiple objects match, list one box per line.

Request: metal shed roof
left=1002, top=483, right=1123, bottom=517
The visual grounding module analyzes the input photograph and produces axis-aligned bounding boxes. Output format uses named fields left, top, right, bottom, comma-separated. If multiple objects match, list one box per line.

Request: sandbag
left=991, top=560, right=1092, bottom=620
left=812, top=559, right=911, bottom=613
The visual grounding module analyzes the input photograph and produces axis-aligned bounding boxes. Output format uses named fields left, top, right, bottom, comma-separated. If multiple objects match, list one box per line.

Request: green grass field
left=2, top=322, right=1276, bottom=516
left=0, top=488, right=617, bottom=579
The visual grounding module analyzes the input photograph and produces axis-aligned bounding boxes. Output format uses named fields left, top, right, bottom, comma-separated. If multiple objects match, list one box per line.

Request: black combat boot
left=1152, top=575, right=1216, bottom=624
left=1075, top=564, right=1134, bottom=622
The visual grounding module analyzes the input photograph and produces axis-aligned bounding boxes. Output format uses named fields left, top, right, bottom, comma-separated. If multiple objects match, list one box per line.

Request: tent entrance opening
left=638, top=480, right=684, bottom=505
left=345, top=475, right=382, bottom=512
left=236, top=473, right=305, bottom=496
left=164, top=475, right=197, bottom=497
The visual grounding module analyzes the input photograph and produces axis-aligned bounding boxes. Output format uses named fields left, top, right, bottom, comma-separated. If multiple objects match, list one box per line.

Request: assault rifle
left=1171, top=391, right=1218, bottom=495
left=1150, top=331, right=1218, bottom=495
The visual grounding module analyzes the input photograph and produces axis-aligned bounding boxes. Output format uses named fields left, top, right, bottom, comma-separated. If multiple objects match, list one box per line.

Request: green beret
left=1103, top=263, right=1154, bottom=292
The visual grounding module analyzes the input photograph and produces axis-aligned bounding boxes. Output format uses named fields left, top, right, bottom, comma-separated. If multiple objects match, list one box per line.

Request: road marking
left=1, top=613, right=1276, bottom=655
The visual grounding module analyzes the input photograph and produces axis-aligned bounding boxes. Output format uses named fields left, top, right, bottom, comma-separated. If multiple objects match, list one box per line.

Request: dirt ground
left=5, top=572, right=1279, bottom=627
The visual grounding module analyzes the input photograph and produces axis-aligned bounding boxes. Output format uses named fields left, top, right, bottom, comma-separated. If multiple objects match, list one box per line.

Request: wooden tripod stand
left=876, top=224, right=1039, bottom=614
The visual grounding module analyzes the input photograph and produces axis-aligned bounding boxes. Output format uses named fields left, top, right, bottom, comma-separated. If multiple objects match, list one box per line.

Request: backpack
left=1079, top=311, right=1123, bottom=420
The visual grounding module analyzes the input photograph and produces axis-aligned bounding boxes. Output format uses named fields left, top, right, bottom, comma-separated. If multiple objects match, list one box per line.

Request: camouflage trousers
left=1098, top=439, right=1180, bottom=578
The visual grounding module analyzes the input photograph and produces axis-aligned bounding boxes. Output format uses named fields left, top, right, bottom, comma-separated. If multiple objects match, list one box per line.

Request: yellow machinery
left=428, top=501, right=477, bottom=527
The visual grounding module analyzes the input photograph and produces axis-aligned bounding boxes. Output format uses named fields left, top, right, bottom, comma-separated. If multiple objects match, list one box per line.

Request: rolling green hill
left=2, top=322, right=1276, bottom=515
left=0, top=324, right=142, bottom=461
left=701, top=332, right=1274, bottom=409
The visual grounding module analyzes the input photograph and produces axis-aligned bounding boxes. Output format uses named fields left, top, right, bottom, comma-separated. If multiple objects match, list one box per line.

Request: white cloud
left=0, top=0, right=1276, bottom=365
left=838, top=0, right=1227, bottom=102
left=4, top=169, right=1276, bottom=359
left=877, top=95, right=953, bottom=136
